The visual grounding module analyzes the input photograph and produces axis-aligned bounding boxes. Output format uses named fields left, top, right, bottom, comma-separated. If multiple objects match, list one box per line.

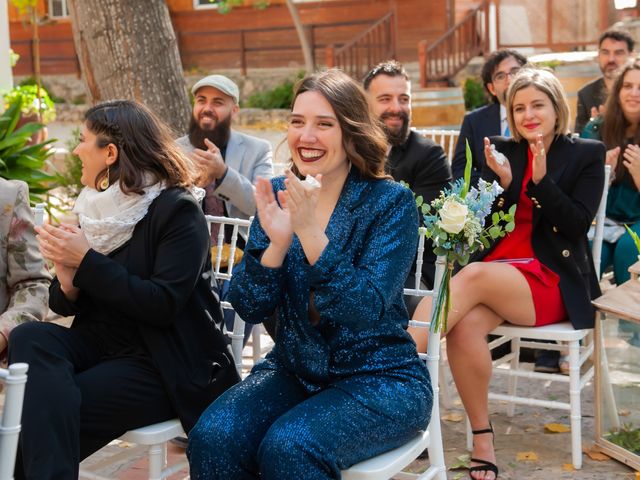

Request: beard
left=380, top=111, right=410, bottom=146
left=188, top=113, right=232, bottom=150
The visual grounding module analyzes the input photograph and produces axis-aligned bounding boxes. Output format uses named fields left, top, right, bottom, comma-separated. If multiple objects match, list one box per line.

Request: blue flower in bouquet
left=414, top=139, right=516, bottom=332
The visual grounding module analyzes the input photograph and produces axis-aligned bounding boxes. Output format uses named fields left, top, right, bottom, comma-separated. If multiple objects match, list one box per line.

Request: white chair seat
left=342, top=430, right=429, bottom=480
left=492, top=321, right=590, bottom=342
left=120, top=419, right=184, bottom=445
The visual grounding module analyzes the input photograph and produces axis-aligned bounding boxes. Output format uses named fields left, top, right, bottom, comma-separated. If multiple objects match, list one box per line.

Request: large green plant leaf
left=0, top=97, right=58, bottom=204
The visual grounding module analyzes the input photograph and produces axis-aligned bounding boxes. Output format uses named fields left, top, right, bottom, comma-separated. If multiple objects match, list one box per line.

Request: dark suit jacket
left=476, top=135, right=605, bottom=329
left=387, top=130, right=452, bottom=288
left=575, top=77, right=607, bottom=135
left=50, top=188, right=240, bottom=432
left=452, top=103, right=501, bottom=186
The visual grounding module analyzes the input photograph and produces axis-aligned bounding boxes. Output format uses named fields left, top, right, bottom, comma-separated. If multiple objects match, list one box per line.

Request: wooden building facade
left=8, top=0, right=450, bottom=77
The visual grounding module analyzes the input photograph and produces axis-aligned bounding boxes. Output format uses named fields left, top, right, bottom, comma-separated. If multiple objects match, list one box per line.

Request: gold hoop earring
left=99, top=167, right=110, bottom=191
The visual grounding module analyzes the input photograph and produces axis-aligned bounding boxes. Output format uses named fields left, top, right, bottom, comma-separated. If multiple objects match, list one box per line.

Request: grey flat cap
left=191, top=75, right=239, bottom=104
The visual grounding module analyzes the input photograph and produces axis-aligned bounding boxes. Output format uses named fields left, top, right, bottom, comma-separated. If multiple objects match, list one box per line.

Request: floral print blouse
left=0, top=179, right=50, bottom=354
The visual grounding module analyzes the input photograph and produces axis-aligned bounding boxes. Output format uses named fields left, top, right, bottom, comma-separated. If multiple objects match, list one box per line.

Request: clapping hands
left=622, top=144, right=640, bottom=188
left=254, top=171, right=325, bottom=267
left=35, top=223, right=88, bottom=300
left=192, top=138, right=227, bottom=187
left=484, top=137, right=512, bottom=190
left=529, top=134, right=547, bottom=184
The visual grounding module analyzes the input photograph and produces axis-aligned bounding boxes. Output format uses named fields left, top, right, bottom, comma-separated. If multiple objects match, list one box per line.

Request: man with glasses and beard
left=364, top=60, right=451, bottom=301
left=452, top=49, right=527, bottom=187
left=177, top=74, right=273, bottom=223
left=574, top=29, right=634, bottom=135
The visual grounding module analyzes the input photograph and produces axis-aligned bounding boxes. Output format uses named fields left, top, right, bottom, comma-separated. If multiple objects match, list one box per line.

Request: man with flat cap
left=177, top=74, right=274, bottom=222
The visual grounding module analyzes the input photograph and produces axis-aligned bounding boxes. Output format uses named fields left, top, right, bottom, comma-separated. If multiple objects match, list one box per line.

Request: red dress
left=483, top=149, right=567, bottom=326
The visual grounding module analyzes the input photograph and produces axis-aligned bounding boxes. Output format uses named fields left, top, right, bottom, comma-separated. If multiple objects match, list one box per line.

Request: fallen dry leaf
left=544, top=423, right=571, bottom=433
left=448, top=454, right=470, bottom=470
left=583, top=446, right=610, bottom=461
left=442, top=413, right=464, bottom=422
left=619, top=409, right=631, bottom=416
left=118, top=441, right=134, bottom=448
left=562, top=463, right=575, bottom=471
left=516, top=451, right=539, bottom=462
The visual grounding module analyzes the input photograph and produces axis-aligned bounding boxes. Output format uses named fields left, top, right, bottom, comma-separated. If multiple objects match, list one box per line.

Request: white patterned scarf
left=73, top=179, right=205, bottom=255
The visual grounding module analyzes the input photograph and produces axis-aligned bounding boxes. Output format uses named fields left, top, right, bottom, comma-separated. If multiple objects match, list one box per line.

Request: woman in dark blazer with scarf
left=412, top=68, right=605, bottom=479
left=9, top=100, right=239, bottom=480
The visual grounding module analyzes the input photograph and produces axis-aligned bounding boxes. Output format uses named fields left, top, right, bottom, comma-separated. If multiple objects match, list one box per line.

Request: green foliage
left=215, top=0, right=268, bottom=14
left=4, top=85, right=56, bottom=123
left=56, top=127, right=83, bottom=199
left=9, top=48, right=19, bottom=68
left=462, top=76, right=487, bottom=111
left=19, top=76, right=66, bottom=104
left=532, top=59, right=561, bottom=71
left=0, top=97, right=57, bottom=204
left=606, top=423, right=640, bottom=455
left=10, top=0, right=37, bottom=15
left=245, top=71, right=305, bottom=109
left=624, top=224, right=640, bottom=255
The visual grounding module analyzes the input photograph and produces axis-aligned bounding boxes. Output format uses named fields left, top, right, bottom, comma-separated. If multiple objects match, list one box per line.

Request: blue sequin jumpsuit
left=187, top=170, right=433, bottom=479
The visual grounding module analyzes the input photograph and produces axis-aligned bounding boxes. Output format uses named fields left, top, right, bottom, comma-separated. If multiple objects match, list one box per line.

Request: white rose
left=438, top=199, right=469, bottom=234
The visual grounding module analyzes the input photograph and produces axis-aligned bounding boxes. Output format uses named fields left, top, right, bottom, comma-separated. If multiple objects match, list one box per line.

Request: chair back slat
left=591, top=165, right=611, bottom=276
left=413, top=128, right=460, bottom=164
left=0, top=363, right=29, bottom=480
left=205, top=216, right=253, bottom=373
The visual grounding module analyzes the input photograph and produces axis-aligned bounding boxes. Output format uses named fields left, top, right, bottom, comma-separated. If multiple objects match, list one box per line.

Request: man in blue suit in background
left=452, top=49, right=527, bottom=186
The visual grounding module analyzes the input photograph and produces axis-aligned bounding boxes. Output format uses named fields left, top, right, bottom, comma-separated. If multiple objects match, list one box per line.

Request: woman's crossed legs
left=410, top=262, right=537, bottom=479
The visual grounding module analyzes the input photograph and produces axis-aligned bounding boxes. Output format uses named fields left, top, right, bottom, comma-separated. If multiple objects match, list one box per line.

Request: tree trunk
left=66, top=0, right=190, bottom=134
left=285, top=0, right=315, bottom=73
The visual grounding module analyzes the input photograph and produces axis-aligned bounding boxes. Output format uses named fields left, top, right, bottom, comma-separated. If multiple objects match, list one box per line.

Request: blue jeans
left=599, top=221, right=640, bottom=285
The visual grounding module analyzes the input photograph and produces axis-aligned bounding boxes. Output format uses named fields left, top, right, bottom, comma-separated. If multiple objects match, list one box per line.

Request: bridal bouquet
left=417, top=140, right=516, bottom=332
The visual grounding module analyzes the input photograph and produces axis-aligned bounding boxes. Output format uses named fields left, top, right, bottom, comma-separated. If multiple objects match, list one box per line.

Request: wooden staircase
left=419, top=0, right=489, bottom=87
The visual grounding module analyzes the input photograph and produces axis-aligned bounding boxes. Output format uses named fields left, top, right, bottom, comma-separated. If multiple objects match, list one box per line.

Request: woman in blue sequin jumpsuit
left=187, top=69, right=433, bottom=479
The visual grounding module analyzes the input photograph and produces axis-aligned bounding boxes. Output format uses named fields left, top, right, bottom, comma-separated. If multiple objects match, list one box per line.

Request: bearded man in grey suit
left=177, top=74, right=273, bottom=221
left=175, top=75, right=274, bottom=374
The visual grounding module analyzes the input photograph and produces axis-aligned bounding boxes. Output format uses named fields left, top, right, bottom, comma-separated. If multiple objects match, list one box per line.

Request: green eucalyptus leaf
left=462, top=139, right=472, bottom=199
left=489, top=226, right=501, bottom=239
left=505, top=222, right=515, bottom=232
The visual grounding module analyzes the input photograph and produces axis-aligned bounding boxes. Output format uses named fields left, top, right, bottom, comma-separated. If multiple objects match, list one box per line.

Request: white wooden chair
left=413, top=128, right=460, bottom=165
left=205, top=215, right=271, bottom=371
left=469, top=165, right=612, bottom=469
left=0, top=363, right=29, bottom=480
left=341, top=234, right=447, bottom=480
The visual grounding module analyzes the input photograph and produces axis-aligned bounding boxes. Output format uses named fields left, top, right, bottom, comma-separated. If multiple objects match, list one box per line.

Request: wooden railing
left=419, top=1, right=489, bottom=87
left=325, top=11, right=395, bottom=82
left=177, top=18, right=382, bottom=76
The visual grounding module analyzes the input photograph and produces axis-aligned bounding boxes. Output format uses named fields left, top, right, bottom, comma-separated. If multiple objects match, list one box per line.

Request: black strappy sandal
left=469, top=424, right=499, bottom=479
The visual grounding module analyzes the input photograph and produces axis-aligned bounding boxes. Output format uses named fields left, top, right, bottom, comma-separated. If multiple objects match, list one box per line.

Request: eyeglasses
left=492, top=67, right=521, bottom=83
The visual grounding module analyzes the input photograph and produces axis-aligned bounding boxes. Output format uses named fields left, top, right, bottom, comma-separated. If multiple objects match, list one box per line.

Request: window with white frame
left=194, top=0, right=222, bottom=9
left=48, top=0, right=69, bottom=18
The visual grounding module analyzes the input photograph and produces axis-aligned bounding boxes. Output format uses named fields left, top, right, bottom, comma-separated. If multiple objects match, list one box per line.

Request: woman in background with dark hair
left=187, top=69, right=433, bottom=479
left=9, top=99, right=239, bottom=480
left=582, top=59, right=640, bottom=286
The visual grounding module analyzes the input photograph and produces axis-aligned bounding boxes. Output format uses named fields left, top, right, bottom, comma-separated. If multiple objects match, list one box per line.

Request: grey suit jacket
left=176, top=130, right=274, bottom=220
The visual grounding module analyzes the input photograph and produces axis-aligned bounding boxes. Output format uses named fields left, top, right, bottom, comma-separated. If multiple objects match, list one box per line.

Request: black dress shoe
left=533, top=350, right=560, bottom=373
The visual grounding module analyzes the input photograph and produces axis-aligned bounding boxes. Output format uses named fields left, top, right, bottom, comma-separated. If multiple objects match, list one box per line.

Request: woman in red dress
left=411, top=68, right=605, bottom=479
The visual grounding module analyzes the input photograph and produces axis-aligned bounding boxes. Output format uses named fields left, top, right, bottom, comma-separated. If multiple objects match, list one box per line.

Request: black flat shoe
left=469, top=424, right=499, bottom=479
